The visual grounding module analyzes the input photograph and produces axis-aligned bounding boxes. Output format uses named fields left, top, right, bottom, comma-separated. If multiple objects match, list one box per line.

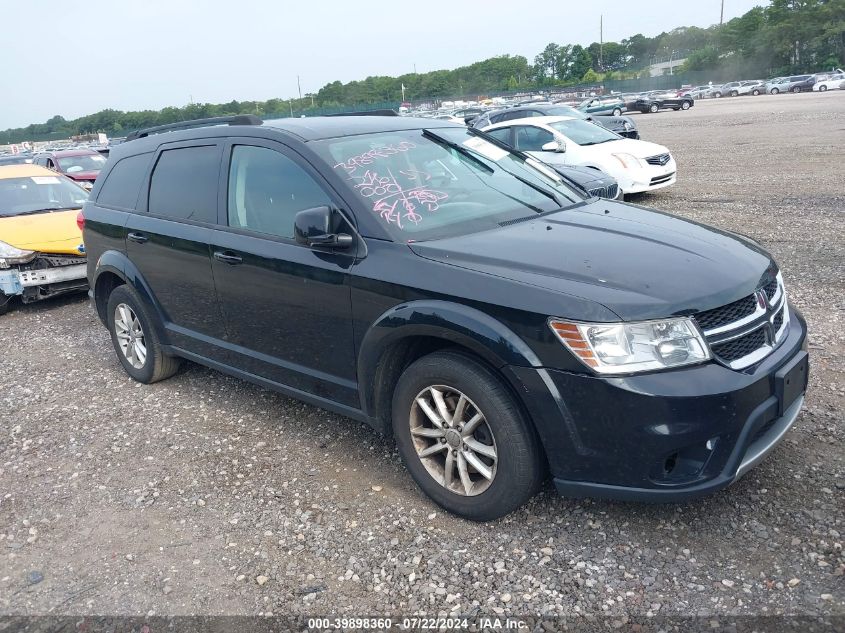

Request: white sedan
left=813, top=74, right=845, bottom=91
left=481, top=115, right=676, bottom=194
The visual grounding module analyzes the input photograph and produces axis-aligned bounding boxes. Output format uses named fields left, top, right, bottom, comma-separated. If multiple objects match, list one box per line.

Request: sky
left=1, top=0, right=765, bottom=130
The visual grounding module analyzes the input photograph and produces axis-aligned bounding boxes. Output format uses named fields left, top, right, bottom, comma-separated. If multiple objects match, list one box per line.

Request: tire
left=612, top=108, right=622, bottom=116
left=106, top=284, right=180, bottom=384
left=791, top=86, right=801, bottom=93
left=714, top=92, right=722, bottom=98
left=649, top=103, right=659, bottom=113
left=391, top=350, right=544, bottom=521
left=681, top=101, right=691, bottom=110
left=0, top=293, right=11, bottom=316
left=819, top=85, right=827, bottom=92
left=752, top=89, right=761, bottom=96
left=730, top=90, right=739, bottom=97
left=771, top=88, right=780, bottom=94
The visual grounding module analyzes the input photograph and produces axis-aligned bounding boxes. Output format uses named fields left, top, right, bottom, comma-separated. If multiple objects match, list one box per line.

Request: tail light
left=76, top=210, right=85, bottom=231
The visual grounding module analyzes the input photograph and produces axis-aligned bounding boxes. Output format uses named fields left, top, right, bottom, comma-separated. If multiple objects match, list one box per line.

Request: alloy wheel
left=114, top=303, right=147, bottom=369
left=409, top=385, right=497, bottom=496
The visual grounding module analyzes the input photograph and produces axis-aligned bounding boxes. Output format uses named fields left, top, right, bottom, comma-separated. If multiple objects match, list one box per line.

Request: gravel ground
left=0, top=92, right=843, bottom=623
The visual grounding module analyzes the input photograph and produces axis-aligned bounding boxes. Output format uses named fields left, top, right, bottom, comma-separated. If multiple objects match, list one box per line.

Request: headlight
left=549, top=317, right=711, bottom=374
left=612, top=153, right=644, bottom=169
left=623, top=121, right=633, bottom=130
left=0, top=240, right=36, bottom=268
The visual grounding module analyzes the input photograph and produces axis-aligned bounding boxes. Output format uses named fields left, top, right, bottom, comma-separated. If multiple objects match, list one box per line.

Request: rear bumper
left=504, top=305, right=808, bottom=502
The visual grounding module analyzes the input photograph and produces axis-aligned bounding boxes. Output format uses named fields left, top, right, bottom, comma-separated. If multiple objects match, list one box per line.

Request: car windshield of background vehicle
left=0, top=176, right=88, bottom=216
left=314, top=128, right=584, bottom=242
left=543, top=105, right=588, bottom=120
left=549, top=120, right=620, bottom=146
left=57, top=154, right=106, bottom=173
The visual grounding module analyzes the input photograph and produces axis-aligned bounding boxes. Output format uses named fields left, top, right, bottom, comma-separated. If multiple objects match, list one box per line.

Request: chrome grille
left=646, top=153, right=671, bottom=166
left=711, top=327, right=766, bottom=362
left=587, top=183, right=619, bottom=200
left=695, top=273, right=789, bottom=370
left=695, top=294, right=757, bottom=330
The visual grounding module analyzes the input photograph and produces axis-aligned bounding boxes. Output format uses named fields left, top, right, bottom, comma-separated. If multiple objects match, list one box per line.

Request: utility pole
left=720, top=0, right=725, bottom=25
left=297, top=75, right=302, bottom=103
left=600, top=15, right=603, bottom=70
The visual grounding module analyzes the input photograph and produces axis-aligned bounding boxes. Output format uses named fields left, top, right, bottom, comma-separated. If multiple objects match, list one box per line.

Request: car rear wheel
left=771, top=88, right=780, bottom=94
left=391, top=350, right=543, bottom=521
left=791, top=86, right=801, bottom=93
left=612, top=108, right=622, bottom=116
left=714, top=92, right=722, bottom=98
left=681, top=101, right=691, bottom=110
left=107, top=285, right=180, bottom=384
left=730, top=90, right=739, bottom=97
left=819, top=85, right=828, bottom=92
left=752, top=89, right=761, bottom=96
left=649, top=104, right=659, bottom=113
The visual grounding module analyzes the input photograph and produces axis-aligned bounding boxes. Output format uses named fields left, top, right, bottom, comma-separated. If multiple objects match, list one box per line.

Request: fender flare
left=357, top=300, right=542, bottom=420
left=92, top=250, right=169, bottom=341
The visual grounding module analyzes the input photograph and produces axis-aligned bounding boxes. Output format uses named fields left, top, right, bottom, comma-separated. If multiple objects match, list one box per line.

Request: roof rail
left=125, top=115, right=263, bottom=141
left=325, top=109, right=398, bottom=117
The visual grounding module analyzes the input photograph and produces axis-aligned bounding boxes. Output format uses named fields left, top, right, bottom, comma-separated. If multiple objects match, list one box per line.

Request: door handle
left=127, top=232, right=148, bottom=244
left=213, top=251, right=243, bottom=265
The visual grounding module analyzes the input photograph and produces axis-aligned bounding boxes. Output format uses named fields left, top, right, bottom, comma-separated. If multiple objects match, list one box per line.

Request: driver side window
left=227, top=145, right=332, bottom=240
left=513, top=126, right=554, bottom=152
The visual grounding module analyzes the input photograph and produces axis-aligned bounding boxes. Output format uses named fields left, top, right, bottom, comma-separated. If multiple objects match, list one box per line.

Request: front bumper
left=505, top=305, right=808, bottom=502
left=0, top=263, right=87, bottom=300
left=617, top=159, right=677, bottom=194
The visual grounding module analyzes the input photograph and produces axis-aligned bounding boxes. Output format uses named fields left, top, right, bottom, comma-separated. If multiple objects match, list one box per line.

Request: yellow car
left=0, top=164, right=89, bottom=315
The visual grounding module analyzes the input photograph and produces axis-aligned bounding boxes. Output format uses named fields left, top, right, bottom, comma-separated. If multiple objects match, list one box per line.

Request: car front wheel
left=612, top=108, right=622, bottom=116
left=107, top=285, right=181, bottom=384
left=730, top=90, right=739, bottom=97
left=392, top=350, right=543, bottom=521
left=752, top=89, right=761, bottom=96
left=649, top=104, right=659, bottom=113
left=714, top=92, right=722, bottom=98
left=791, top=86, right=801, bottom=93
left=819, top=85, right=828, bottom=92
left=0, top=293, right=11, bottom=316
left=771, top=88, right=780, bottom=94
left=681, top=101, right=691, bottom=110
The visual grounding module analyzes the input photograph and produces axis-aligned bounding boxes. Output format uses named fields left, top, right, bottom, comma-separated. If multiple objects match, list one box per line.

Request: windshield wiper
left=422, top=129, right=494, bottom=174
left=464, top=128, right=568, bottom=207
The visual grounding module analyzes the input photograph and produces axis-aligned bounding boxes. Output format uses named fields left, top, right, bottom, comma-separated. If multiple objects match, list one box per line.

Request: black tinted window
left=97, top=153, right=152, bottom=210
left=148, top=146, right=219, bottom=223
left=514, top=126, right=554, bottom=151
left=227, top=145, right=331, bottom=239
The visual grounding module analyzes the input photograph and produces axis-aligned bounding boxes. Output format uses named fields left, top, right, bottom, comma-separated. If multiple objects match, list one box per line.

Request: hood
left=600, top=138, right=670, bottom=160
left=554, top=165, right=615, bottom=189
left=65, top=171, right=99, bottom=182
left=409, top=200, right=774, bottom=321
left=0, top=209, right=85, bottom=255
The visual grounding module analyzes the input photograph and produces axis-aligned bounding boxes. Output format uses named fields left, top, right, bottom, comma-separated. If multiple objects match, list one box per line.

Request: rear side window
left=96, top=153, right=152, bottom=210
left=148, top=145, right=219, bottom=223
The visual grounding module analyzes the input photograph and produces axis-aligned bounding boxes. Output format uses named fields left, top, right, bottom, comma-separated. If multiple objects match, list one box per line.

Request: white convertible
left=481, top=115, right=676, bottom=195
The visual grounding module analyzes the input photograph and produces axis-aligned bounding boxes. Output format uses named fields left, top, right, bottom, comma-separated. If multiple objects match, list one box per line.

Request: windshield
left=0, top=175, right=88, bottom=217
left=313, top=127, right=584, bottom=242
left=544, top=105, right=587, bottom=119
left=548, top=119, right=620, bottom=146
left=57, top=153, right=106, bottom=173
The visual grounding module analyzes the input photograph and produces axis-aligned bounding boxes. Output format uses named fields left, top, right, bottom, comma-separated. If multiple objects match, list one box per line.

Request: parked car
left=813, top=73, right=845, bottom=91
left=714, top=80, right=767, bottom=97
left=766, top=75, right=812, bottom=94
left=711, top=82, right=743, bottom=98
left=577, top=96, right=625, bottom=117
left=634, top=91, right=695, bottom=113
left=788, top=75, right=821, bottom=92
left=471, top=104, right=639, bottom=139
left=0, top=164, right=89, bottom=315
left=552, top=164, right=621, bottom=200
left=32, top=148, right=107, bottom=190
left=681, top=85, right=715, bottom=99
left=83, top=115, right=807, bottom=520
left=481, top=115, right=675, bottom=194
left=0, top=154, right=34, bottom=165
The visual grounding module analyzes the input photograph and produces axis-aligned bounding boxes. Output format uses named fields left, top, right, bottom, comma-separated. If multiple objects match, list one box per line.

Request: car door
left=125, top=140, right=230, bottom=357
left=208, top=139, right=359, bottom=408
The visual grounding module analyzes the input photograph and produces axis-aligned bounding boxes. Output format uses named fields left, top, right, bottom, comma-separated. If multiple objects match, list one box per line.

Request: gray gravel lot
left=0, top=92, right=843, bottom=620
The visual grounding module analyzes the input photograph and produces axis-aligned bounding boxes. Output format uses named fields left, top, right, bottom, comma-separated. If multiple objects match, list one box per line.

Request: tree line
left=3, top=0, right=842, bottom=143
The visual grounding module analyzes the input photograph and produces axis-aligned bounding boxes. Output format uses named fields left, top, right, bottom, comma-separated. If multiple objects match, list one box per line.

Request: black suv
left=83, top=115, right=808, bottom=520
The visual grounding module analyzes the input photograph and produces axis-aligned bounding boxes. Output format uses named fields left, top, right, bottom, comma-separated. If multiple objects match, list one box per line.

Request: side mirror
left=294, top=206, right=353, bottom=249
left=541, top=139, right=566, bottom=153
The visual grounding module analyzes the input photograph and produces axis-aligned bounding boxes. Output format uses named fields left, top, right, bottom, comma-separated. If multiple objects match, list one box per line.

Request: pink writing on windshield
left=333, top=142, right=416, bottom=175
left=351, top=168, right=447, bottom=229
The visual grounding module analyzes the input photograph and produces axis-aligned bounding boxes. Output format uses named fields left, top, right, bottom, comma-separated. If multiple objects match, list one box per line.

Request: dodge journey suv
left=83, top=115, right=808, bottom=520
